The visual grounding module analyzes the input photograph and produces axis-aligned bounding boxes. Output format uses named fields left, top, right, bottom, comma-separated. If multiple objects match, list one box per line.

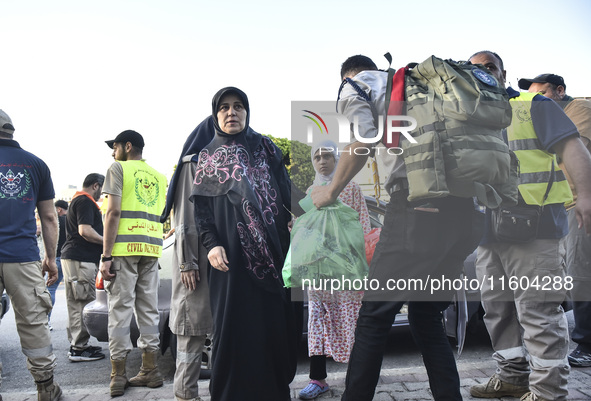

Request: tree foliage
left=266, top=134, right=314, bottom=192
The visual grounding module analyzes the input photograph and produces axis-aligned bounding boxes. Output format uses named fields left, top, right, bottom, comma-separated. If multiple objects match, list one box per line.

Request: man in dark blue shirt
left=0, top=109, right=62, bottom=400
left=468, top=52, right=591, bottom=401
left=521, top=74, right=591, bottom=369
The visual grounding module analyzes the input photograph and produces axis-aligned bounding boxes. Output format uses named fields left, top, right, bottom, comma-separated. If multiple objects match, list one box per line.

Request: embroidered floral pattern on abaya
left=247, top=141, right=279, bottom=224
left=237, top=199, right=279, bottom=280
left=195, top=140, right=283, bottom=283
left=194, top=144, right=249, bottom=185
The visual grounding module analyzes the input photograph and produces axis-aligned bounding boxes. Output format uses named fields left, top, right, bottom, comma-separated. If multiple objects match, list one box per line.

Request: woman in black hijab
left=191, top=87, right=297, bottom=401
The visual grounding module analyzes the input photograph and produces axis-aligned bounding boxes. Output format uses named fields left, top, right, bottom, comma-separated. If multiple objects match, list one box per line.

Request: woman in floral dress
left=299, top=140, right=371, bottom=400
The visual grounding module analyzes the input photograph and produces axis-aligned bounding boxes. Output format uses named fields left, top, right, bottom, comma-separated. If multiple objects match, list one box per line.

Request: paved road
left=1, top=286, right=587, bottom=400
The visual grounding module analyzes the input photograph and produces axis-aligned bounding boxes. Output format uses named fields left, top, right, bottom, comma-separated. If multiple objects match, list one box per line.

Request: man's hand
left=311, top=185, right=338, bottom=209
left=43, top=257, right=58, bottom=286
left=181, top=269, right=200, bottom=290
left=164, top=227, right=175, bottom=239
left=575, top=195, right=591, bottom=235
left=100, top=260, right=116, bottom=281
left=287, top=214, right=296, bottom=232
left=102, top=194, right=121, bottom=281
left=208, top=246, right=229, bottom=272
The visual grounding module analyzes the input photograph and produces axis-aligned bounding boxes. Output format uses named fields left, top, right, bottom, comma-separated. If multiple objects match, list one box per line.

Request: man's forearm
left=79, top=224, right=103, bottom=245
left=103, top=195, right=122, bottom=256
left=556, top=136, right=591, bottom=199
left=103, top=215, right=119, bottom=256
left=555, top=136, right=591, bottom=233
left=37, top=199, right=58, bottom=259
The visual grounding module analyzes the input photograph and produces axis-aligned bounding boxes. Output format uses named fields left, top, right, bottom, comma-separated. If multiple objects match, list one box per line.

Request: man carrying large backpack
left=468, top=51, right=591, bottom=401
left=312, top=55, right=489, bottom=401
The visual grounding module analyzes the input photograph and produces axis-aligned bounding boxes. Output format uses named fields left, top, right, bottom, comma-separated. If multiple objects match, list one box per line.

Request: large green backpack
left=394, top=55, right=519, bottom=208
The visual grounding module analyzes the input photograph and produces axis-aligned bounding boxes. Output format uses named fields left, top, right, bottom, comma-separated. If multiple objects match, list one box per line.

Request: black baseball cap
left=518, top=74, right=566, bottom=91
left=105, top=130, right=145, bottom=149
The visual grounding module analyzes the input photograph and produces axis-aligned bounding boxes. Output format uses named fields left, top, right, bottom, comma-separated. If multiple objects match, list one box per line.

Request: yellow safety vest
left=508, top=92, right=573, bottom=206
left=112, top=160, right=167, bottom=257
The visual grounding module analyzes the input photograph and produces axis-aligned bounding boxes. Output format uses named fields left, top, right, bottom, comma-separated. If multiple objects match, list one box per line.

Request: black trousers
left=342, top=191, right=482, bottom=401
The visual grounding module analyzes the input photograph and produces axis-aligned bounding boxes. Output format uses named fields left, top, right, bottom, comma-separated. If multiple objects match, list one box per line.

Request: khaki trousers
left=61, top=259, right=98, bottom=349
left=476, top=239, right=570, bottom=401
left=0, top=261, right=57, bottom=383
left=104, top=255, right=160, bottom=360
left=174, top=334, right=207, bottom=399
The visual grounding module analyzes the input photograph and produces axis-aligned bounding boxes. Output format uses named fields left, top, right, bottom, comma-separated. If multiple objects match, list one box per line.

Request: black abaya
left=191, top=87, right=297, bottom=401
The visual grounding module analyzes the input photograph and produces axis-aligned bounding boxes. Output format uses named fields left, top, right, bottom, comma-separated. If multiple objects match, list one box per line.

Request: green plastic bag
left=282, top=195, right=369, bottom=288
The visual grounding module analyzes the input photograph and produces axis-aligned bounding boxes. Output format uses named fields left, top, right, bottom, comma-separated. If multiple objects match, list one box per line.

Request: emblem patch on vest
left=471, top=67, right=497, bottom=87
left=515, top=108, right=532, bottom=123
left=134, top=170, right=160, bottom=207
left=0, top=168, right=32, bottom=200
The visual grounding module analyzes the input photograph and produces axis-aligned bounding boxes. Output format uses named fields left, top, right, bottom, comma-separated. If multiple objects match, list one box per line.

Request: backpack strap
left=337, top=77, right=371, bottom=100
left=540, top=159, right=556, bottom=209
left=383, top=66, right=408, bottom=148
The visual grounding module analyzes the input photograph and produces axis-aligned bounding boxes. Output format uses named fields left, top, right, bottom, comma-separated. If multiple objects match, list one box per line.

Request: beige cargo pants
left=174, top=334, right=208, bottom=399
left=61, top=259, right=98, bottom=349
left=0, top=261, right=57, bottom=383
left=105, top=255, right=160, bottom=360
left=476, top=239, right=570, bottom=401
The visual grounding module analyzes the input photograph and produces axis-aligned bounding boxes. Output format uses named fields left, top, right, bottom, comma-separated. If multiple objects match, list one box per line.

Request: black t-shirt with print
left=61, top=194, right=103, bottom=264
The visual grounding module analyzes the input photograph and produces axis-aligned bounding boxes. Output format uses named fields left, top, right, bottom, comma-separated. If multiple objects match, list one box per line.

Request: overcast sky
left=2, top=0, right=590, bottom=195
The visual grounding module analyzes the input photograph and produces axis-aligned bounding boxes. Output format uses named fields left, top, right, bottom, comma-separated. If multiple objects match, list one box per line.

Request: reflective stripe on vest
left=113, top=160, right=166, bottom=257
left=508, top=92, right=572, bottom=206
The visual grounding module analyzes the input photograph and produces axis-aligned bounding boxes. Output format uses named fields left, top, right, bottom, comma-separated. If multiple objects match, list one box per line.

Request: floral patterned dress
left=306, top=181, right=371, bottom=363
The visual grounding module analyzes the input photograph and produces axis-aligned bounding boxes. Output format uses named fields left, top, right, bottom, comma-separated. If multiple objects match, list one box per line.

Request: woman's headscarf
left=210, top=86, right=263, bottom=153
left=191, top=87, right=265, bottom=199
left=211, top=87, right=249, bottom=134
left=311, top=139, right=340, bottom=187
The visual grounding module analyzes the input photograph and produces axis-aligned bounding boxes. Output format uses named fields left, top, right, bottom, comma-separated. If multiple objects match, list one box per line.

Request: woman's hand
left=208, top=246, right=229, bottom=272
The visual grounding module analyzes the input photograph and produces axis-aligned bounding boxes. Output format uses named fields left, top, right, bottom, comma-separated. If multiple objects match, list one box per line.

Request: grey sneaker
left=67, top=345, right=102, bottom=357
left=520, top=392, right=550, bottom=401
left=68, top=346, right=105, bottom=362
left=470, top=374, right=529, bottom=398
left=568, top=347, right=591, bottom=367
